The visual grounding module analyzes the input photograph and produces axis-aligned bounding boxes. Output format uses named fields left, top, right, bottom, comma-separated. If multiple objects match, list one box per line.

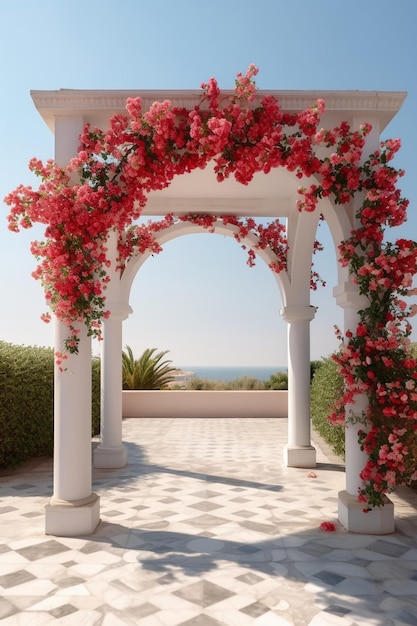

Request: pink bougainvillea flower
left=320, top=521, right=336, bottom=532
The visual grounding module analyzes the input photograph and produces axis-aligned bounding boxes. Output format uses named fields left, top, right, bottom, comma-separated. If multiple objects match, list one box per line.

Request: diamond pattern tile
left=368, top=539, right=410, bottom=557
left=315, top=570, right=346, bottom=585
left=239, top=600, right=270, bottom=617
left=174, top=580, right=234, bottom=607
left=1, top=417, right=417, bottom=625
left=183, top=514, right=230, bottom=527
left=189, top=501, right=223, bottom=512
left=16, top=540, right=69, bottom=561
left=0, top=570, right=36, bottom=589
left=178, top=615, right=227, bottom=626
left=236, top=572, right=265, bottom=585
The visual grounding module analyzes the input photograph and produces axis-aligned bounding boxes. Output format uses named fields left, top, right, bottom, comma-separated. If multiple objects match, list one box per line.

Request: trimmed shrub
left=91, top=356, right=101, bottom=436
left=0, top=341, right=101, bottom=469
left=310, top=360, right=323, bottom=381
left=0, top=342, right=54, bottom=468
left=310, top=355, right=345, bottom=458
left=264, top=372, right=288, bottom=390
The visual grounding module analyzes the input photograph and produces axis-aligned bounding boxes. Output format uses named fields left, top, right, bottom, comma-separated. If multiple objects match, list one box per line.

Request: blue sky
left=1, top=0, right=417, bottom=366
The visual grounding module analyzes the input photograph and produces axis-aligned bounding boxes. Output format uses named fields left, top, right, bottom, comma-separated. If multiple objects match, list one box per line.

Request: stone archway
left=25, top=86, right=406, bottom=537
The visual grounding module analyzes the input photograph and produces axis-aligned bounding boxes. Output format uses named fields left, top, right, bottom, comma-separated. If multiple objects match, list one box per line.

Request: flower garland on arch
left=118, top=212, right=323, bottom=289
left=4, top=65, right=417, bottom=509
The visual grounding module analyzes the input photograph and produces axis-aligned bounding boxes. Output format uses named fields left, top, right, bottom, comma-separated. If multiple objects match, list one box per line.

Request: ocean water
left=179, top=365, right=287, bottom=382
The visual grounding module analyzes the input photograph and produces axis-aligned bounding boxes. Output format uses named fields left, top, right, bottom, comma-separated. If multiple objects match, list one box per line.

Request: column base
left=93, top=444, right=128, bottom=468
left=338, top=490, right=395, bottom=534
left=45, top=493, right=100, bottom=537
left=284, top=444, right=316, bottom=468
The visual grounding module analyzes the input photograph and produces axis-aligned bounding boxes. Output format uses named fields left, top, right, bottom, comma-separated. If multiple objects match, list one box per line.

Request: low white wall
left=122, top=390, right=287, bottom=419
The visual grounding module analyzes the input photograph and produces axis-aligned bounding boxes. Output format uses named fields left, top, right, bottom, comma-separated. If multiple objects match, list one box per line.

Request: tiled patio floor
left=1, top=417, right=417, bottom=625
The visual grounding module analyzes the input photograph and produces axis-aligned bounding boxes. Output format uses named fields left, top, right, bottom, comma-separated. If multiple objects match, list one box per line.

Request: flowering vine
left=4, top=65, right=417, bottom=508
left=328, top=138, right=417, bottom=509
left=118, top=212, right=289, bottom=271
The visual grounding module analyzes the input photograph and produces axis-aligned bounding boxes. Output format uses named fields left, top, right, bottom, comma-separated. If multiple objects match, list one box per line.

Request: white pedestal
left=93, top=444, right=128, bottom=468
left=284, top=444, right=316, bottom=468
left=45, top=493, right=100, bottom=537
left=338, top=490, right=395, bottom=534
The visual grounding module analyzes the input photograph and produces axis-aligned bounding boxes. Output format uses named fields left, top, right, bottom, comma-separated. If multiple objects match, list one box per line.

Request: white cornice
left=31, top=88, right=407, bottom=134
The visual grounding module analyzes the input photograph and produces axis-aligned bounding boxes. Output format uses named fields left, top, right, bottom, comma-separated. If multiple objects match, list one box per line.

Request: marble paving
left=1, top=417, right=417, bottom=625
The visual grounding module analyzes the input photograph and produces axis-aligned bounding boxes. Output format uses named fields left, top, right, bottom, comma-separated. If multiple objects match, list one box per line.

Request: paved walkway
left=1, top=418, right=417, bottom=625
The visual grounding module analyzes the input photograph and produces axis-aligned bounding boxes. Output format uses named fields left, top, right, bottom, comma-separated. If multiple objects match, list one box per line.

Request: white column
left=94, top=228, right=130, bottom=468
left=342, top=296, right=370, bottom=497
left=93, top=305, right=130, bottom=468
left=45, top=320, right=100, bottom=536
left=334, top=281, right=394, bottom=533
left=281, top=305, right=316, bottom=467
left=45, top=114, right=100, bottom=536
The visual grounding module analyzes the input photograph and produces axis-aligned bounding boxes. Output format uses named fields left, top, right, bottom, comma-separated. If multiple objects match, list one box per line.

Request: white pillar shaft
left=337, top=284, right=394, bottom=534
left=101, top=229, right=122, bottom=448
left=45, top=113, right=100, bottom=535
left=93, top=228, right=128, bottom=468
left=53, top=320, right=92, bottom=502
left=100, top=317, right=123, bottom=448
left=281, top=305, right=316, bottom=467
left=343, top=304, right=369, bottom=496
left=332, top=124, right=394, bottom=532
left=345, top=413, right=369, bottom=496
left=287, top=319, right=311, bottom=447
left=334, top=280, right=372, bottom=496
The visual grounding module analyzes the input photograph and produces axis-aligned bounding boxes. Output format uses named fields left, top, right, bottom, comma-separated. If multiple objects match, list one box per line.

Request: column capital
left=333, top=281, right=368, bottom=310
left=280, top=305, right=316, bottom=323
left=105, top=302, right=133, bottom=321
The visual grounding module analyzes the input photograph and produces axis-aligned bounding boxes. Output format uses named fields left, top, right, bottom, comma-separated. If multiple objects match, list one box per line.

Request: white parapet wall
left=122, top=390, right=287, bottom=419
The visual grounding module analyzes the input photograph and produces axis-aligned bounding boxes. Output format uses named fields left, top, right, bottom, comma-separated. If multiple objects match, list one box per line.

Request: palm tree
left=121, top=345, right=138, bottom=389
left=122, top=346, right=177, bottom=389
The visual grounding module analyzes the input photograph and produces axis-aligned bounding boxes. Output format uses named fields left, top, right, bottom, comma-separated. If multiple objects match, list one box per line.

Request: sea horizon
left=178, top=365, right=287, bottom=382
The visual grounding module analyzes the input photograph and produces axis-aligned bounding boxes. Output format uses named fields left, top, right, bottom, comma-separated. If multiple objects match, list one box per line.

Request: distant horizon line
left=178, top=364, right=287, bottom=368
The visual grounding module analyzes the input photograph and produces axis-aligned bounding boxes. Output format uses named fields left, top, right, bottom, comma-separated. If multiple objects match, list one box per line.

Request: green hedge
left=310, top=355, right=345, bottom=458
left=0, top=341, right=101, bottom=469
left=264, top=372, right=288, bottom=390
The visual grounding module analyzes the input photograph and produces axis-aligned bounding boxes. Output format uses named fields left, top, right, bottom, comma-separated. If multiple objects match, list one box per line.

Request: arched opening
left=123, top=230, right=287, bottom=370
left=310, top=220, right=343, bottom=359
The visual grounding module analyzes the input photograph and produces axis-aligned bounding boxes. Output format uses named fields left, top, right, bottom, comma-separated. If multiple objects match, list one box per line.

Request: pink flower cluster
left=5, top=66, right=332, bottom=347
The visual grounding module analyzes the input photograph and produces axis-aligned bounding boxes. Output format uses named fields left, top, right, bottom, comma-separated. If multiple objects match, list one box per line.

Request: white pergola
left=31, top=87, right=406, bottom=537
